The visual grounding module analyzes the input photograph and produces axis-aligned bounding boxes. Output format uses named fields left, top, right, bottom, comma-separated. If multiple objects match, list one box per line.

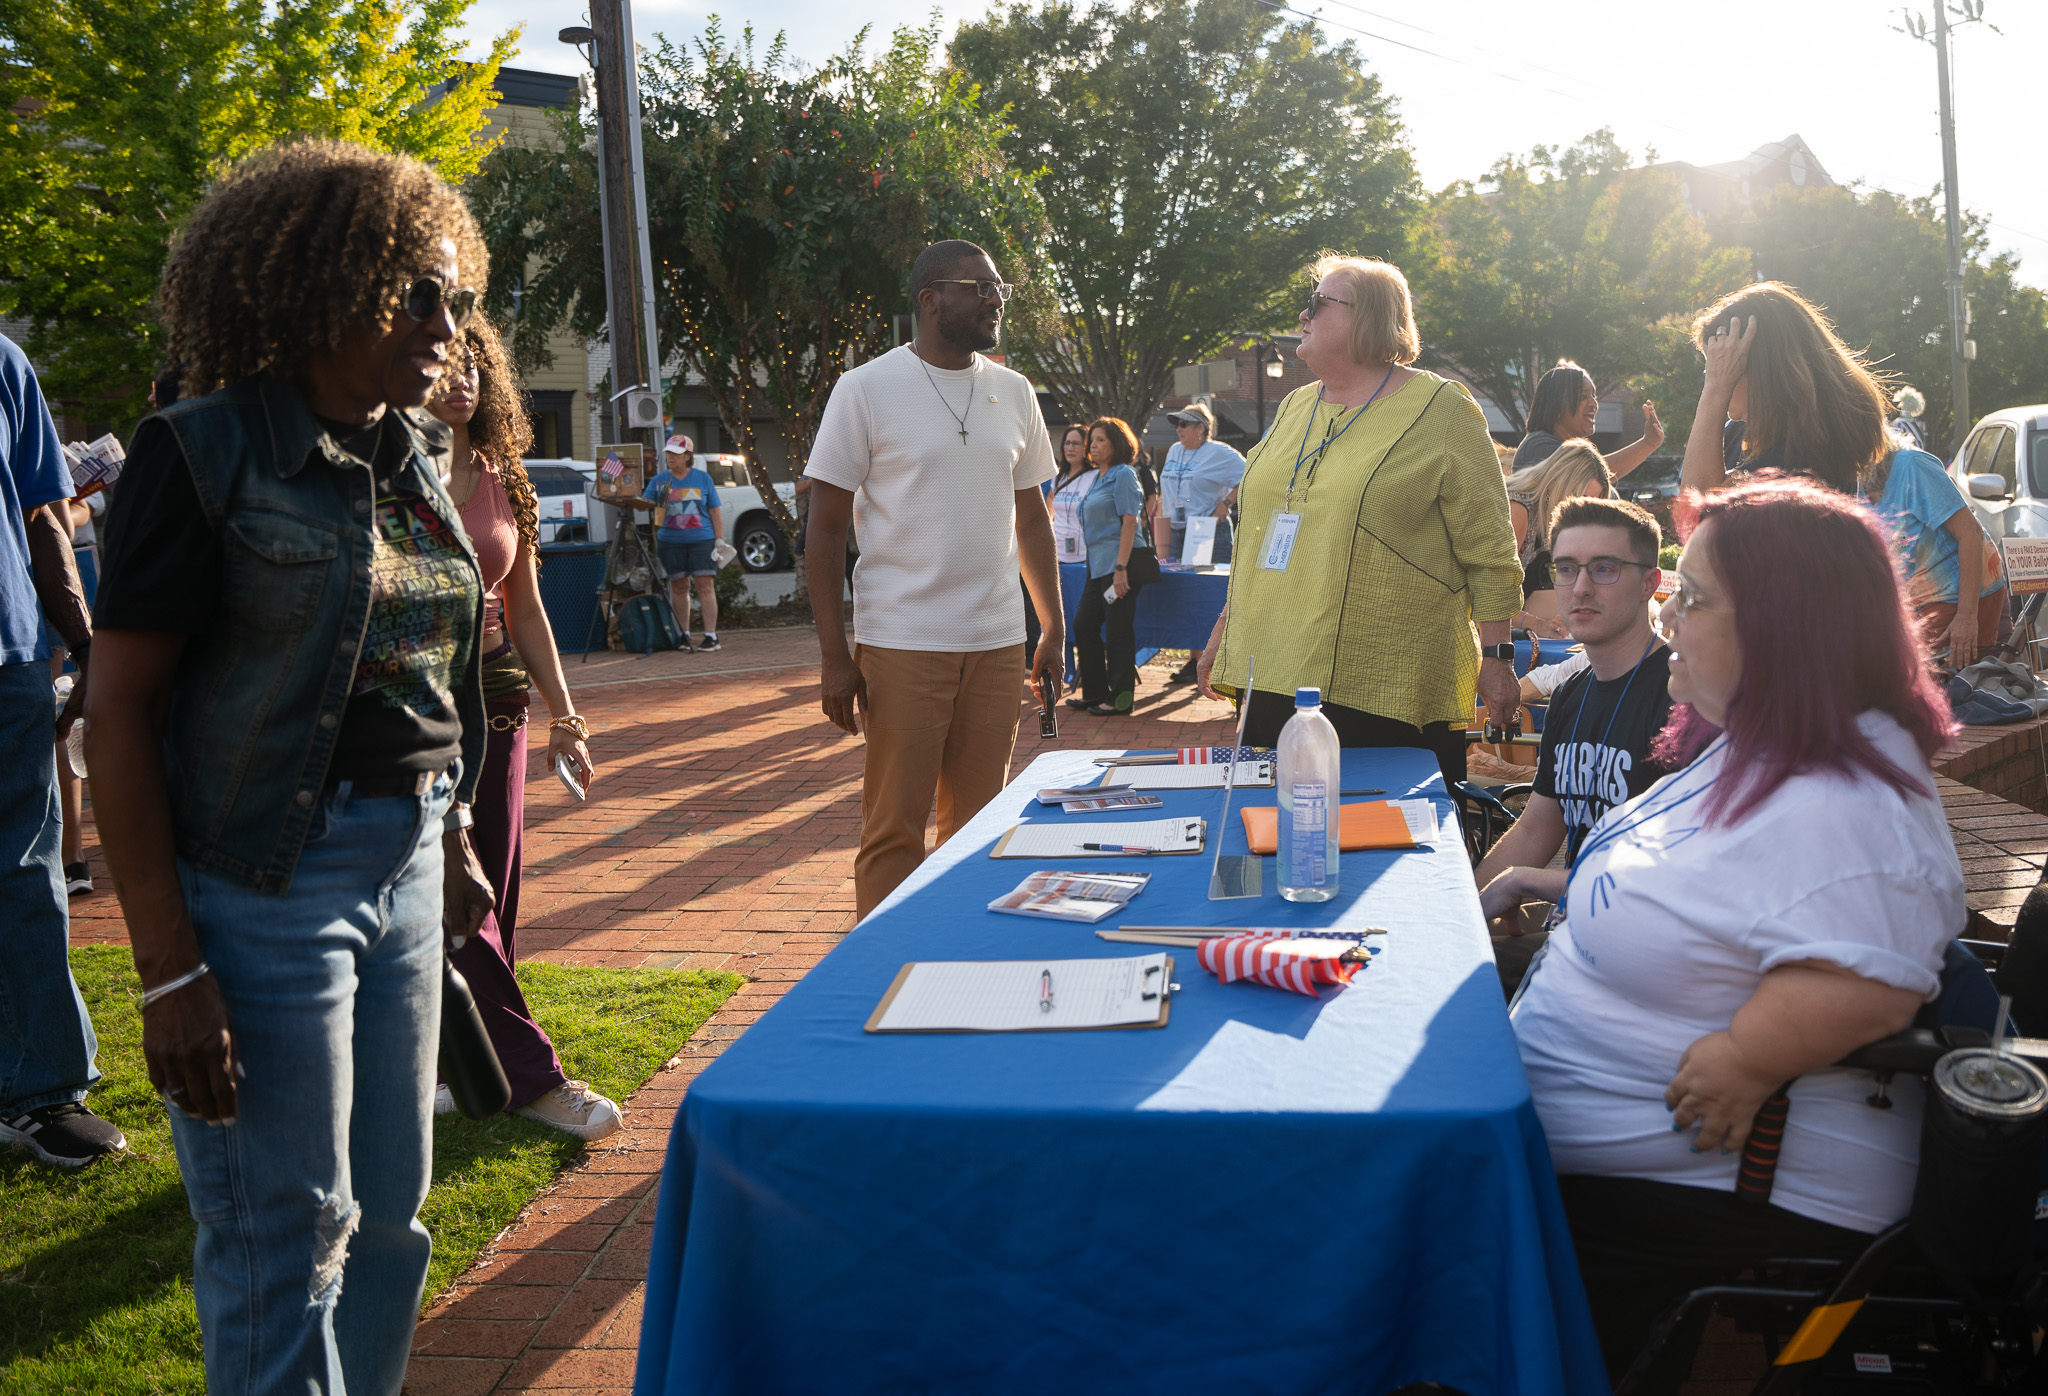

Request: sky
left=454, top=0, right=2048, bottom=282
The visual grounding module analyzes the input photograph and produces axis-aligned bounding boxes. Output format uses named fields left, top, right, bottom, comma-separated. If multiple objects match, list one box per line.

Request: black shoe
left=1, top=1100, right=127, bottom=1168
left=697, top=635, right=721, bottom=652
left=1167, top=663, right=1197, bottom=685
left=64, top=861, right=92, bottom=896
left=1064, top=698, right=1093, bottom=711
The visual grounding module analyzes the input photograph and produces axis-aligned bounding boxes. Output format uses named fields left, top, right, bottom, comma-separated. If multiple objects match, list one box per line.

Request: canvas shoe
left=1, top=1100, right=126, bottom=1167
left=64, top=861, right=92, bottom=896
left=695, top=635, right=721, bottom=653
left=433, top=1084, right=455, bottom=1115
left=514, top=1080, right=624, bottom=1141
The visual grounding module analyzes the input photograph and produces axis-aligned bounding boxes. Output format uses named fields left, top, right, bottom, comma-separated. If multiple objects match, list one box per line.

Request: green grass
left=0, top=946, right=740, bottom=1395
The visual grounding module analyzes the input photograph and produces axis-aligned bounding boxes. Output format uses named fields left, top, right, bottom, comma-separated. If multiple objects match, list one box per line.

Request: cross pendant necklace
left=913, top=339, right=977, bottom=446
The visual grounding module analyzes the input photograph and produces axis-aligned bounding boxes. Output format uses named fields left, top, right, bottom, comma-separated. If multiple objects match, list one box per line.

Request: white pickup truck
left=527, top=454, right=797, bottom=571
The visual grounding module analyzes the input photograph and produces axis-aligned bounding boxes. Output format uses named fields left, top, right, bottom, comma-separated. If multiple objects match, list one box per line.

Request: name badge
left=1059, top=534, right=1082, bottom=560
left=1260, top=511, right=1302, bottom=572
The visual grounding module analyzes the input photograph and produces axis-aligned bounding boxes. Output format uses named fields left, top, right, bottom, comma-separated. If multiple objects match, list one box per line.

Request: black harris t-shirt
left=1533, top=644, right=1676, bottom=862
left=96, top=412, right=472, bottom=786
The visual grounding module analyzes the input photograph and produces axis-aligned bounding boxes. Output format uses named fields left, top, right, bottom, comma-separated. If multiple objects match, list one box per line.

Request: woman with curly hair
left=86, top=139, right=494, bottom=1393
left=1071, top=416, right=1159, bottom=715
left=426, top=315, right=616, bottom=1139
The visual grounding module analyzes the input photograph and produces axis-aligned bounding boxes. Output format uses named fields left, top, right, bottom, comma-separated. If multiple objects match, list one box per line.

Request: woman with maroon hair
left=1509, top=477, right=1962, bottom=1384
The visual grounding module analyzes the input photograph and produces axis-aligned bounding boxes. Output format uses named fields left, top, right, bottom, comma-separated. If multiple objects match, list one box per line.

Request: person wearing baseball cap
left=636, top=434, right=724, bottom=651
left=1159, top=402, right=1244, bottom=683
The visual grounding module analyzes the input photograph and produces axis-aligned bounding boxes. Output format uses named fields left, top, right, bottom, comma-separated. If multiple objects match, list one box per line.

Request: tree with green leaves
left=1734, top=184, right=2048, bottom=453
left=0, top=0, right=515, bottom=425
left=1407, top=129, right=1750, bottom=439
left=470, top=21, right=1043, bottom=582
left=947, top=0, right=1415, bottom=427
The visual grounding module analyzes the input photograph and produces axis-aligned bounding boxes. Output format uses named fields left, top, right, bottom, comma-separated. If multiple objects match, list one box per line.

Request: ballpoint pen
left=1039, top=968, right=1054, bottom=1013
left=1341, top=789, right=1386, bottom=796
left=1082, top=843, right=1160, bottom=854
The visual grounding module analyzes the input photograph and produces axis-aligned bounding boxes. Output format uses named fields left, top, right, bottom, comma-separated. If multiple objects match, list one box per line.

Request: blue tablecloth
left=635, top=748, right=1605, bottom=1396
left=1060, top=560, right=1230, bottom=653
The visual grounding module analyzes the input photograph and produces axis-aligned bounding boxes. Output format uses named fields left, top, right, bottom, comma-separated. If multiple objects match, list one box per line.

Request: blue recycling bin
left=537, top=540, right=608, bottom=654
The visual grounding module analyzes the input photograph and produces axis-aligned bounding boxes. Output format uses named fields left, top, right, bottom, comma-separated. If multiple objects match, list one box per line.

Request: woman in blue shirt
left=1861, top=445, right=2007, bottom=667
left=1072, top=417, right=1155, bottom=715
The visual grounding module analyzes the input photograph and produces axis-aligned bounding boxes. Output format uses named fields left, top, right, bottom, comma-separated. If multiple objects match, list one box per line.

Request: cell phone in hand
left=554, top=752, right=587, bottom=802
left=1037, top=675, right=1058, bottom=740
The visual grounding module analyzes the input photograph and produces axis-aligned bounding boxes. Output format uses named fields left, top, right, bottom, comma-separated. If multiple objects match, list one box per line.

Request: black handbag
left=439, top=954, right=512, bottom=1118
left=1124, top=535, right=1161, bottom=587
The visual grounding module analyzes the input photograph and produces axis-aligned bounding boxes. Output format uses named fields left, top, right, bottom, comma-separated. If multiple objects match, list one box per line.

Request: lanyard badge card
left=1259, top=512, right=1301, bottom=572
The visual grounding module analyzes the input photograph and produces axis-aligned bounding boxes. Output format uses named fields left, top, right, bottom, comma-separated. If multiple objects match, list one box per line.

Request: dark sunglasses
left=1304, top=291, right=1353, bottom=319
left=401, top=275, right=479, bottom=330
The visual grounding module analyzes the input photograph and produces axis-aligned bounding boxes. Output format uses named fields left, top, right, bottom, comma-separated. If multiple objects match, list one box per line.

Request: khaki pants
left=855, top=644, right=1024, bottom=917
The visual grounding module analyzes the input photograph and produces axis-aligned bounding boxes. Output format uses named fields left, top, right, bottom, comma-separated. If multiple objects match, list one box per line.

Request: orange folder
left=1240, top=801, right=1416, bottom=854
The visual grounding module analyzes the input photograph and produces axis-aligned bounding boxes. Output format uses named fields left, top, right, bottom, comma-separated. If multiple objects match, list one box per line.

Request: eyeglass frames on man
left=401, top=275, right=479, bottom=330
left=1552, top=558, right=1653, bottom=586
left=926, top=279, right=1019, bottom=303
left=1304, top=291, right=1353, bottom=319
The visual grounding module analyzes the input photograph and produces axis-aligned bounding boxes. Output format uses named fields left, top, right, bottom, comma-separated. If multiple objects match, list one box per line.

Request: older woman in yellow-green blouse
left=1195, top=254, right=1522, bottom=790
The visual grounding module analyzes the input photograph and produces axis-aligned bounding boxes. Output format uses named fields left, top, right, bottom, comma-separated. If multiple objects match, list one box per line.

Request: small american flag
left=1178, top=746, right=1273, bottom=765
left=599, top=451, right=625, bottom=481
left=1197, top=932, right=1369, bottom=996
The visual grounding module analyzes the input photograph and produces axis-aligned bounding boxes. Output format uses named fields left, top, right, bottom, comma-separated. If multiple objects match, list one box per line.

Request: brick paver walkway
left=59, top=630, right=2048, bottom=1392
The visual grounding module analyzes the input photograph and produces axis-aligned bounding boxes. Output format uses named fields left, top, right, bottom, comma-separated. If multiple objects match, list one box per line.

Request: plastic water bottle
left=1277, top=687, right=1341, bottom=902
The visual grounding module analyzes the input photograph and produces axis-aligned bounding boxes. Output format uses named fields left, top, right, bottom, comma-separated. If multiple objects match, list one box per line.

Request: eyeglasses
left=1663, top=578, right=1720, bottom=619
left=401, top=275, right=479, bottom=330
left=927, top=279, right=1019, bottom=303
left=1304, top=291, right=1353, bottom=319
left=1552, top=558, right=1652, bottom=586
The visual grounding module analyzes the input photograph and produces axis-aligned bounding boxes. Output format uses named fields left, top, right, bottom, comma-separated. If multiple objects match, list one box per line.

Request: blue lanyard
left=1561, top=640, right=1660, bottom=866
left=1283, top=365, right=1396, bottom=507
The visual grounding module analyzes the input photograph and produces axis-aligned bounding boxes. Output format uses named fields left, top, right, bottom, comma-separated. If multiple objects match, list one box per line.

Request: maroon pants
left=449, top=700, right=566, bottom=1107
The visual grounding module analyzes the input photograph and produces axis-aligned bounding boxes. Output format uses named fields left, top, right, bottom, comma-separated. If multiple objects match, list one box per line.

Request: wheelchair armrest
left=1959, top=937, right=2007, bottom=967
left=1836, top=1025, right=1993, bottom=1075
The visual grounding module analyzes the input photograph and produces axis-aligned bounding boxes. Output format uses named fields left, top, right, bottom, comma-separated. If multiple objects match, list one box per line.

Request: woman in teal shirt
left=1072, top=417, right=1155, bottom=715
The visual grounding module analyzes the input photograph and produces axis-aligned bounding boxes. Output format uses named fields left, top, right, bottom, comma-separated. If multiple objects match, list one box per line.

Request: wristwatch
left=1481, top=643, right=1516, bottom=661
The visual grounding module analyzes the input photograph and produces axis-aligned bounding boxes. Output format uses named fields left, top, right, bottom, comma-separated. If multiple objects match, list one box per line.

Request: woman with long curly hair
left=1071, top=416, right=1158, bottom=714
left=87, top=139, right=495, bottom=1393
left=427, top=315, right=616, bottom=1138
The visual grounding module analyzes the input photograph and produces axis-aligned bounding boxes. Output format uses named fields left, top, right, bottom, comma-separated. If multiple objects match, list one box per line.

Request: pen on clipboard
left=1341, top=788, right=1386, bottom=796
left=1039, top=968, right=1054, bottom=1012
left=1082, top=843, right=1158, bottom=854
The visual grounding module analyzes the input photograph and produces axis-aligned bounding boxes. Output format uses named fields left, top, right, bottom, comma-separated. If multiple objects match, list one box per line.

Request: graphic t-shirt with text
left=1533, top=645, right=1675, bottom=862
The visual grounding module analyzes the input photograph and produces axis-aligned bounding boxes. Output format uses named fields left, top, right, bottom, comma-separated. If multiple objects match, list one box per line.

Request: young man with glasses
left=1475, top=497, right=1673, bottom=991
left=804, top=240, right=1063, bottom=917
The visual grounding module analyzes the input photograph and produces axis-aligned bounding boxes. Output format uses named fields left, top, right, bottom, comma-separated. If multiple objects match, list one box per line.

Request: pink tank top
left=457, top=457, right=520, bottom=636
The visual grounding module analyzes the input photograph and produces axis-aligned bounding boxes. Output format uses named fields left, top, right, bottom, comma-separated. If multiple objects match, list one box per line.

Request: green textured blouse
left=1213, top=371, right=1521, bottom=730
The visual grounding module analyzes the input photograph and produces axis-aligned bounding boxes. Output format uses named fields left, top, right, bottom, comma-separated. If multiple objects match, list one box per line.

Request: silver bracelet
left=141, top=962, right=212, bottom=1008
left=443, top=804, right=473, bottom=833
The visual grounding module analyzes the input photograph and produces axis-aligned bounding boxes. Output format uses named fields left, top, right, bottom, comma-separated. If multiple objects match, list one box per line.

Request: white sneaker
left=433, top=1084, right=455, bottom=1116
left=514, top=1080, right=624, bottom=1141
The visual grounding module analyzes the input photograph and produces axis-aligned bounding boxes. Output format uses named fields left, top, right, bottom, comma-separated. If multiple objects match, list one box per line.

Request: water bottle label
left=1287, top=780, right=1328, bottom=886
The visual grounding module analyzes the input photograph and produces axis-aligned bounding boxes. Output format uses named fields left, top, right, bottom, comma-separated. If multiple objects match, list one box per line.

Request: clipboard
left=989, top=818, right=1207, bottom=858
left=864, top=957, right=1176, bottom=1033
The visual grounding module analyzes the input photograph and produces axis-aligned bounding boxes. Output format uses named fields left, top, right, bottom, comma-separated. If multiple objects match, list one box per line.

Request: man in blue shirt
left=638, top=435, right=726, bottom=652
left=0, top=333, right=125, bottom=1167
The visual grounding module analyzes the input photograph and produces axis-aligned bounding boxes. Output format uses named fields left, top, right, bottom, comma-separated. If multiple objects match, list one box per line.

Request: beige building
left=475, top=66, right=594, bottom=463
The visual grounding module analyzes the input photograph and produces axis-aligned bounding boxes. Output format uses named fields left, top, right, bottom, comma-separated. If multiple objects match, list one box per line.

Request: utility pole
left=563, top=5, right=662, bottom=454
left=1900, top=1, right=1994, bottom=450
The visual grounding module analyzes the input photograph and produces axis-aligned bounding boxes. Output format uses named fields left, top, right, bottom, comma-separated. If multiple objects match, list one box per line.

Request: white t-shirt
left=1050, top=469, right=1097, bottom=565
left=805, top=345, right=1057, bottom=652
left=1512, top=711, right=1963, bottom=1234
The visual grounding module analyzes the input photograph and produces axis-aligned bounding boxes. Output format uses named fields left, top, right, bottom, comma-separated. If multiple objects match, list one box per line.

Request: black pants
left=1559, top=1175, right=1870, bottom=1389
left=1241, top=691, right=1469, bottom=791
left=1074, top=572, right=1145, bottom=707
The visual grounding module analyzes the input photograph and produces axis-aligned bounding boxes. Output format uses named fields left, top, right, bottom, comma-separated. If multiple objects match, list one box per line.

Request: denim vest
left=144, top=375, right=484, bottom=893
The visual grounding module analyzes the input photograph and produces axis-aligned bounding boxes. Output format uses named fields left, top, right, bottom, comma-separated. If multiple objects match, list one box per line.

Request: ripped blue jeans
left=167, top=771, right=450, bottom=1396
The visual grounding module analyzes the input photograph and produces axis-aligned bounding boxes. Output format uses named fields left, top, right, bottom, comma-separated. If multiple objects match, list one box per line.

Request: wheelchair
left=1614, top=933, right=2048, bottom=1394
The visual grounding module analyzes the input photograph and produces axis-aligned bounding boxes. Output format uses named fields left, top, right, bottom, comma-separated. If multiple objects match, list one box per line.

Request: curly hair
left=459, top=314, right=540, bottom=559
left=158, top=139, right=489, bottom=394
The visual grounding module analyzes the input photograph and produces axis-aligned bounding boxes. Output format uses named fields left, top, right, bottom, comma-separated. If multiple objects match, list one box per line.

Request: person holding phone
left=1072, top=416, right=1157, bottom=716
left=428, top=314, right=617, bottom=1141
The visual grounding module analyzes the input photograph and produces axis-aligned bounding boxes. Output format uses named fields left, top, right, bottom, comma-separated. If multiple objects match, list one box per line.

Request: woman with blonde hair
left=1506, top=439, right=1613, bottom=638
left=1678, top=281, right=1893, bottom=499
left=427, top=315, right=616, bottom=1139
left=1196, top=254, right=1521, bottom=786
